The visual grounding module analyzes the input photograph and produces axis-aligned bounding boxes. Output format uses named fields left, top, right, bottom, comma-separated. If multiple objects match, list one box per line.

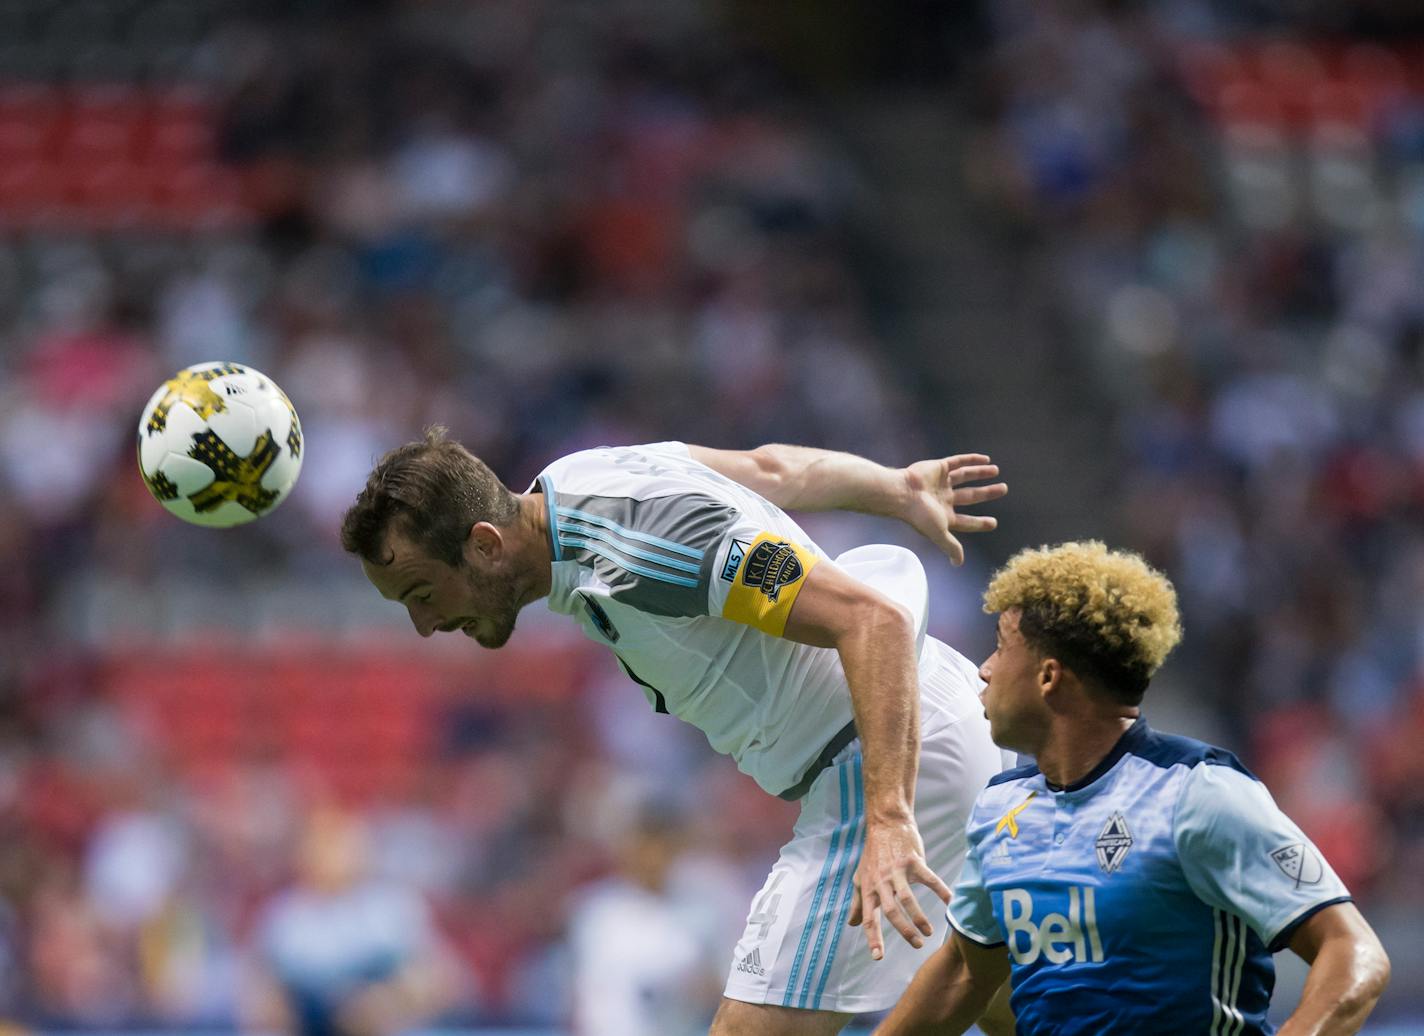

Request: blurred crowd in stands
left=0, top=0, right=1421, bottom=1030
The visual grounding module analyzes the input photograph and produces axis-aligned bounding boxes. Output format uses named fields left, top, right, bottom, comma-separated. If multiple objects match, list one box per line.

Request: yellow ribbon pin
left=994, top=791, right=1038, bottom=839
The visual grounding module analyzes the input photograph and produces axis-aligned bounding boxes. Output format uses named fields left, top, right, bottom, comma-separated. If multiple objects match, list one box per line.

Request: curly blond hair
left=983, top=541, right=1182, bottom=704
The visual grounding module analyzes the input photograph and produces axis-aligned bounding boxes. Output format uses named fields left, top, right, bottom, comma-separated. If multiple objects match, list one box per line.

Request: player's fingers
left=948, top=514, right=998, bottom=533
left=848, top=873, right=863, bottom=927
left=936, top=531, right=966, bottom=566
left=951, top=483, right=1008, bottom=507
left=941, top=454, right=991, bottom=473
left=878, top=877, right=924, bottom=948
left=948, top=463, right=999, bottom=486
left=911, top=860, right=954, bottom=905
left=896, top=877, right=935, bottom=939
left=862, top=900, right=885, bottom=961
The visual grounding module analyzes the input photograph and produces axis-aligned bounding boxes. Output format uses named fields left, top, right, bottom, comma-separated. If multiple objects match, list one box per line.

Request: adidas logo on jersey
left=1003, top=886, right=1105, bottom=966
left=736, top=948, right=767, bottom=977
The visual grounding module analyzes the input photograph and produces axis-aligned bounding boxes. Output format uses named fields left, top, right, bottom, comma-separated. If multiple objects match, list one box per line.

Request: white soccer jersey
left=531, top=442, right=962, bottom=798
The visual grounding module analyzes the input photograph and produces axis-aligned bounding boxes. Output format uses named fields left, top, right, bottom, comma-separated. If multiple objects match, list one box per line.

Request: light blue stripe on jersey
left=787, top=757, right=864, bottom=1008
left=810, top=755, right=865, bottom=1009
left=556, top=535, right=700, bottom=588
left=783, top=762, right=852, bottom=1006
left=554, top=522, right=702, bottom=574
left=539, top=476, right=562, bottom=561
left=555, top=505, right=705, bottom=560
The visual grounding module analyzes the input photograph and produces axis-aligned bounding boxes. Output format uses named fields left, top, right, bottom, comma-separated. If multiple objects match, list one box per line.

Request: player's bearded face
left=454, top=557, right=520, bottom=648
left=363, top=527, right=523, bottom=649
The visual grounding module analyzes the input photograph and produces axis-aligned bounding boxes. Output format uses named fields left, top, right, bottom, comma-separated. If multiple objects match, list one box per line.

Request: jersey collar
left=530, top=472, right=581, bottom=615
left=1048, top=716, right=1150, bottom=794
left=532, top=473, right=563, bottom=563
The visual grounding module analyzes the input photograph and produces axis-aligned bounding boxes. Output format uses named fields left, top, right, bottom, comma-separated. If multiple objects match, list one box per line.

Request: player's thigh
left=709, top=997, right=850, bottom=1036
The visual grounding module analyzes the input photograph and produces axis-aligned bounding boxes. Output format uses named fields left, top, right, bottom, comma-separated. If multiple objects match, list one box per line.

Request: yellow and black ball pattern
left=136, top=362, right=304, bottom=528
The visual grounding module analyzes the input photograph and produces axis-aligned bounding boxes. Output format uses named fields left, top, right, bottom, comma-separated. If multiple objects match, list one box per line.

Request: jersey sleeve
left=947, top=833, right=1005, bottom=947
left=1174, top=763, right=1352, bottom=951
left=553, top=489, right=737, bottom=618
left=623, top=441, right=822, bottom=634
left=550, top=455, right=819, bottom=633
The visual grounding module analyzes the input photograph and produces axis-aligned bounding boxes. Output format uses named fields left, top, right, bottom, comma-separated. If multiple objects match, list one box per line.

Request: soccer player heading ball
left=343, top=433, right=1014, bottom=1035
left=876, top=542, right=1390, bottom=1036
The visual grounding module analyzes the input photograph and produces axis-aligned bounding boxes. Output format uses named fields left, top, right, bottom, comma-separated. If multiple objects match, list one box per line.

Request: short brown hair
left=983, top=541, right=1182, bottom=706
left=341, top=426, right=519, bottom=566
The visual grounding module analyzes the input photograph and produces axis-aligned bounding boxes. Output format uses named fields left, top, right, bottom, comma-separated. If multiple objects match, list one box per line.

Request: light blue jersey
left=949, top=719, right=1351, bottom=1036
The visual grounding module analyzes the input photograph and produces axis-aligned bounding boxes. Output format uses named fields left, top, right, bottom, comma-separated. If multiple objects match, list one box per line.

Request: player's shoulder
left=535, top=441, right=692, bottom=489
left=972, top=761, right=1044, bottom=818
left=1129, top=723, right=1258, bottom=781
left=966, top=763, right=1045, bottom=843
left=986, top=760, right=1042, bottom=789
left=970, top=722, right=1259, bottom=824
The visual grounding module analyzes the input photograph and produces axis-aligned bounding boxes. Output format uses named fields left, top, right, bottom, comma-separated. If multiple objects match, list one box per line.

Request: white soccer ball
left=136, top=361, right=303, bottom=528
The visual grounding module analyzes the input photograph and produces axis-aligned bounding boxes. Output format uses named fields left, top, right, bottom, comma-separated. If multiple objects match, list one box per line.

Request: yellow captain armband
left=720, top=532, right=819, bottom=636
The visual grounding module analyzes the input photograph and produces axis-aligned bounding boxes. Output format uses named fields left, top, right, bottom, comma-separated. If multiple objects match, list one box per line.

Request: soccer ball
left=137, top=361, right=303, bottom=528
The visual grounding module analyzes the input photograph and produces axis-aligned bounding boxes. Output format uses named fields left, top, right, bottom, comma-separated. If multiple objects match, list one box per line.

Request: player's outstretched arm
left=872, top=931, right=1010, bottom=1036
left=688, top=444, right=1006, bottom=565
left=1277, top=903, right=1390, bottom=1036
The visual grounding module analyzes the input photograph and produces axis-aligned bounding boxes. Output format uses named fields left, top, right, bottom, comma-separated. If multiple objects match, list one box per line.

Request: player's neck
left=1036, top=714, right=1137, bottom=790
left=514, top=493, right=555, bottom=602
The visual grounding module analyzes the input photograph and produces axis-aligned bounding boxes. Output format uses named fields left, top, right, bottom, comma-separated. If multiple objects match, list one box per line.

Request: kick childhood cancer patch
left=720, top=532, right=818, bottom=636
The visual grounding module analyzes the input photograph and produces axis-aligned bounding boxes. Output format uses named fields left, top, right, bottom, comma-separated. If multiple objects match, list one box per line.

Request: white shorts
left=722, top=644, right=1007, bottom=1015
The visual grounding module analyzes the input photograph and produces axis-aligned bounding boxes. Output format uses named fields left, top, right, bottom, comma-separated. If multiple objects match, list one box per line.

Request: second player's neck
left=1036, top=716, right=1137, bottom=791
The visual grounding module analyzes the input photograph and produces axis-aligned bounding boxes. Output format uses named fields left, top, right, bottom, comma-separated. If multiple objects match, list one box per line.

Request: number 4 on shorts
left=749, top=870, right=787, bottom=939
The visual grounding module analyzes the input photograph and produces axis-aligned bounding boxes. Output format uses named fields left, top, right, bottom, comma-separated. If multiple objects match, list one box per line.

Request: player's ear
left=467, top=521, right=504, bottom=562
left=1038, top=657, right=1064, bottom=697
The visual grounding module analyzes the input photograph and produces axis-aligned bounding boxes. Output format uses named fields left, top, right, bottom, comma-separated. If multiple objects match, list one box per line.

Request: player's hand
left=849, top=815, right=952, bottom=960
left=898, top=454, right=1007, bottom=565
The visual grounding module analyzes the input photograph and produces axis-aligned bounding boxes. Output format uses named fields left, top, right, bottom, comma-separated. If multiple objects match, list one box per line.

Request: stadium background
left=0, top=0, right=1421, bottom=1032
